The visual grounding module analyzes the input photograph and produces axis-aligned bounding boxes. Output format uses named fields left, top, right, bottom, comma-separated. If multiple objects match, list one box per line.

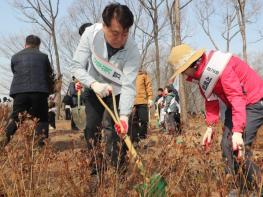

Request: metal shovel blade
left=71, top=106, right=86, bottom=130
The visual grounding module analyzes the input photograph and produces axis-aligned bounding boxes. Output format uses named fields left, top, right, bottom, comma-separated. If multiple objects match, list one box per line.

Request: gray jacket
left=69, top=23, right=140, bottom=115
left=10, top=48, right=52, bottom=97
left=164, top=93, right=180, bottom=113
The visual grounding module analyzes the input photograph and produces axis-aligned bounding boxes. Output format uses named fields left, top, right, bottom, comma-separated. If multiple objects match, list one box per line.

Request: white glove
left=148, top=99, right=154, bottom=107
left=91, top=82, right=112, bottom=98
left=202, top=126, right=214, bottom=146
left=232, top=132, right=244, bottom=158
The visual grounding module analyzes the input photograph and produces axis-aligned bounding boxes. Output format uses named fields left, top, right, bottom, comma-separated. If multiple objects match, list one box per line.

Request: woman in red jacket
left=168, top=44, right=263, bottom=193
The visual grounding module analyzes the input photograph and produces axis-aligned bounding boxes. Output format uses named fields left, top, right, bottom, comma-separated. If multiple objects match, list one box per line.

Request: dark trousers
left=5, top=92, right=49, bottom=139
left=164, top=112, right=180, bottom=134
left=65, top=108, right=78, bottom=130
left=65, top=108, right=71, bottom=120
left=102, top=107, right=127, bottom=166
left=221, top=99, right=263, bottom=190
left=128, top=109, right=141, bottom=143
left=48, top=111, right=56, bottom=129
left=83, top=89, right=125, bottom=166
left=133, top=104, right=149, bottom=139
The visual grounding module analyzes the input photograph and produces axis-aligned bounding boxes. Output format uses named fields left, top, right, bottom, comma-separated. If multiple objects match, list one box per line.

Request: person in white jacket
left=70, top=3, right=140, bottom=172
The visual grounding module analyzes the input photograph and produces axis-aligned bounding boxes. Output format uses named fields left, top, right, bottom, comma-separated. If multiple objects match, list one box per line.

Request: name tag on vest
left=92, top=52, right=123, bottom=85
left=200, top=51, right=232, bottom=101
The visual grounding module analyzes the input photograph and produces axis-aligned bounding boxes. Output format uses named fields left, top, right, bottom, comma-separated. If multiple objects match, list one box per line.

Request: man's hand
left=148, top=99, right=154, bottom=108
left=232, top=132, right=244, bottom=159
left=91, top=81, right=112, bottom=98
left=202, top=126, right=214, bottom=151
left=114, top=115, right=128, bottom=138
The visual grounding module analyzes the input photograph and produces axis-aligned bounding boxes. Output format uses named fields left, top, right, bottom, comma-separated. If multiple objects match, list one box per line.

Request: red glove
left=114, top=116, right=128, bottom=137
left=75, top=82, right=82, bottom=91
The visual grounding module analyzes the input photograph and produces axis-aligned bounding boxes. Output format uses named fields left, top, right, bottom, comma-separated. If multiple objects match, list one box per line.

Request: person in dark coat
left=0, top=35, right=54, bottom=147
left=79, top=23, right=93, bottom=36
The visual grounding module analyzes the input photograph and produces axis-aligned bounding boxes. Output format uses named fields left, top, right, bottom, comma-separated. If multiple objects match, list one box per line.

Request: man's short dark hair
left=158, top=88, right=163, bottom=92
left=79, top=23, right=93, bottom=36
left=25, top=35, right=41, bottom=48
left=102, top=3, right=134, bottom=30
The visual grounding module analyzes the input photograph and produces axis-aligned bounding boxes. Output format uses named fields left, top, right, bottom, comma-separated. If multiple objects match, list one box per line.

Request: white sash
left=91, top=31, right=123, bottom=86
left=167, top=97, right=181, bottom=113
left=200, top=51, right=232, bottom=101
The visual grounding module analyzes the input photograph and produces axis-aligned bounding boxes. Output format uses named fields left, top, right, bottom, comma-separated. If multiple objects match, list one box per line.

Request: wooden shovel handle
left=95, top=93, right=147, bottom=177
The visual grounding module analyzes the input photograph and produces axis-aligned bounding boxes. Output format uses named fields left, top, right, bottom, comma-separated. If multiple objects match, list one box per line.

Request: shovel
left=71, top=90, right=86, bottom=130
left=96, top=93, right=166, bottom=197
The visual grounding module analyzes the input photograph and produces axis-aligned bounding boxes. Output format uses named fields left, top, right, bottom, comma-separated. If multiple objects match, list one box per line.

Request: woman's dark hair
left=165, top=85, right=174, bottom=93
left=26, top=35, right=41, bottom=48
left=158, top=88, right=164, bottom=92
left=165, top=84, right=179, bottom=102
left=102, top=3, right=134, bottom=30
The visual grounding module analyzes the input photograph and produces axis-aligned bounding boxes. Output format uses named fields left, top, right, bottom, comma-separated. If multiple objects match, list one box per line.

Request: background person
left=132, top=69, right=153, bottom=140
left=0, top=35, right=54, bottom=147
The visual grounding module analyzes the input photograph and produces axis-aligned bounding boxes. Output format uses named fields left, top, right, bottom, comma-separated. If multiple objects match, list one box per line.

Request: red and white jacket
left=188, top=51, right=263, bottom=133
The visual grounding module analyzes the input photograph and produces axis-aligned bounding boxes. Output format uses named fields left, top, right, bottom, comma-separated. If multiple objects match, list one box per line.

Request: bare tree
left=138, top=0, right=168, bottom=88
left=67, top=0, right=104, bottom=26
left=250, top=52, right=263, bottom=77
left=11, top=0, right=62, bottom=118
left=251, top=29, right=263, bottom=43
left=0, top=64, right=12, bottom=93
left=170, top=0, right=193, bottom=125
left=0, top=34, right=24, bottom=96
left=234, top=0, right=247, bottom=61
left=220, top=0, right=240, bottom=51
left=196, top=0, right=240, bottom=52
left=231, top=0, right=262, bottom=62
left=124, top=0, right=155, bottom=69
left=0, top=35, right=24, bottom=59
left=195, top=0, right=219, bottom=50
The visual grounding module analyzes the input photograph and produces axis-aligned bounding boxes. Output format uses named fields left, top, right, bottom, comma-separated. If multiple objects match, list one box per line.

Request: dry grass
left=0, top=105, right=262, bottom=196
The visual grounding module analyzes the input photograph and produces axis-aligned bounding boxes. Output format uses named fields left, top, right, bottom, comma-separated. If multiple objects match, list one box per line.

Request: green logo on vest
left=94, top=57, right=112, bottom=74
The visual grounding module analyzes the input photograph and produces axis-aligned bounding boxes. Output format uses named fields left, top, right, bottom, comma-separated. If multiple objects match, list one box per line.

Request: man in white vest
left=168, top=44, right=263, bottom=194
left=70, top=3, right=140, bottom=173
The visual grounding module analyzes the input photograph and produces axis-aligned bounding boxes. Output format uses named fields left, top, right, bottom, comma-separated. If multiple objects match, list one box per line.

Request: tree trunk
left=51, top=26, right=62, bottom=120
left=154, top=33, right=161, bottom=88
left=235, top=0, right=247, bottom=62
left=240, top=21, right=247, bottom=62
left=174, top=0, right=188, bottom=126
left=153, top=9, right=161, bottom=88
